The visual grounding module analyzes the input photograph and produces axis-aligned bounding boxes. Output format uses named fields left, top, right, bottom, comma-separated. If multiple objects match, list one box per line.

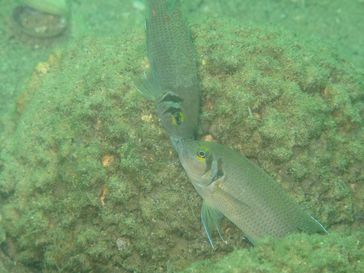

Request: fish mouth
left=172, top=138, right=191, bottom=165
left=170, top=137, right=184, bottom=154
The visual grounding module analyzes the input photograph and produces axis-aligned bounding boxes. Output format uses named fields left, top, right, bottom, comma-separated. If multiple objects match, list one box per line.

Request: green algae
left=180, top=231, right=364, bottom=273
left=185, top=0, right=364, bottom=72
left=0, top=249, right=34, bottom=273
left=0, top=33, right=213, bottom=273
left=0, top=12, right=363, bottom=273
left=194, top=20, right=364, bottom=230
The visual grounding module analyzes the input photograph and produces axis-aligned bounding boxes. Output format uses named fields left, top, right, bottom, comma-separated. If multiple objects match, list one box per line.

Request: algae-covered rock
left=194, top=20, right=364, bottom=230
left=0, top=33, right=213, bottom=272
left=0, top=249, right=34, bottom=273
left=0, top=18, right=363, bottom=273
left=180, top=231, right=364, bottom=273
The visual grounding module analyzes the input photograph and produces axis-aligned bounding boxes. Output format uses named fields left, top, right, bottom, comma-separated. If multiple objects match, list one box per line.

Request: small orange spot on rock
left=35, top=62, right=50, bottom=74
left=141, top=114, right=153, bottom=122
left=201, top=134, right=214, bottom=142
left=99, top=185, right=108, bottom=207
left=321, top=87, right=331, bottom=98
left=102, top=154, right=114, bottom=167
left=204, top=99, right=214, bottom=111
left=142, top=58, right=150, bottom=70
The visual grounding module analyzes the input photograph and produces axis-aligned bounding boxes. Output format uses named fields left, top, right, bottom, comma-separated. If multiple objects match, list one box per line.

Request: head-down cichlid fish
left=175, top=139, right=328, bottom=247
left=137, top=0, right=201, bottom=142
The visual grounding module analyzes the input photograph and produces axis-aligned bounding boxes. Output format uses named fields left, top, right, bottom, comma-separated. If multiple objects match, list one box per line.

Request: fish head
left=175, top=140, right=215, bottom=187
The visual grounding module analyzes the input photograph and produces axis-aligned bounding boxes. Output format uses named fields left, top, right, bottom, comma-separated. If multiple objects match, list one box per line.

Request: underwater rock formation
left=0, top=18, right=363, bottom=273
left=0, top=249, right=34, bottom=273
left=194, top=21, right=364, bottom=231
left=11, top=0, right=70, bottom=46
left=179, top=231, right=364, bottom=273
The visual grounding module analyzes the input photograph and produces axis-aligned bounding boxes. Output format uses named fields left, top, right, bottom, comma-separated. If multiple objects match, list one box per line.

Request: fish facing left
left=175, top=139, right=328, bottom=247
left=136, top=0, right=201, bottom=142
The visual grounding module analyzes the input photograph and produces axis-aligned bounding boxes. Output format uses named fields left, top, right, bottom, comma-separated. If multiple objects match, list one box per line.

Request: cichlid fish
left=137, top=0, right=201, bottom=141
left=175, top=139, right=328, bottom=247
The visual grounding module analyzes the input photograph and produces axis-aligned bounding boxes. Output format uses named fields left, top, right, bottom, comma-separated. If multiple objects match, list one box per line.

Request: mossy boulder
left=194, top=20, right=363, bottom=230
left=180, top=231, right=364, bottom=273
left=0, top=18, right=363, bottom=272
left=0, top=33, right=212, bottom=273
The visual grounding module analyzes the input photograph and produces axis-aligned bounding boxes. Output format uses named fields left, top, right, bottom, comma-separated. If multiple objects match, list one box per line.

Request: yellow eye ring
left=196, top=148, right=209, bottom=161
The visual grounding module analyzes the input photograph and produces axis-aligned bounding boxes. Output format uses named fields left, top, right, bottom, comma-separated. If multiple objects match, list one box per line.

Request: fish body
left=175, top=139, right=327, bottom=246
left=138, top=0, right=200, bottom=141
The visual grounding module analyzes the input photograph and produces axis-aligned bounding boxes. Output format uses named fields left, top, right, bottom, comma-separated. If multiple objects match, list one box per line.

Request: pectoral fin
left=201, top=201, right=225, bottom=248
left=306, top=215, right=329, bottom=234
left=134, top=74, right=161, bottom=100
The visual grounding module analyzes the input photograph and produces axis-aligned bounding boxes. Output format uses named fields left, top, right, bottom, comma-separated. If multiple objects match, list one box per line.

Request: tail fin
left=145, top=0, right=198, bottom=90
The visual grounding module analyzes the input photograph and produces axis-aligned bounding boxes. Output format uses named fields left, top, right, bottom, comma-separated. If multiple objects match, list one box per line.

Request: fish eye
left=196, top=149, right=209, bottom=160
